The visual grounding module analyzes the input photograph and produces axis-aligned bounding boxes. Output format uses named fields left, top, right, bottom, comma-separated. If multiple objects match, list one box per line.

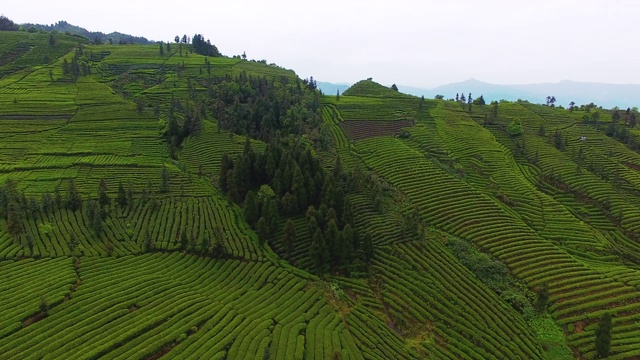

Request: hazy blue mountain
left=21, top=20, right=152, bottom=44
left=319, top=79, right=640, bottom=109
left=317, top=81, right=350, bottom=96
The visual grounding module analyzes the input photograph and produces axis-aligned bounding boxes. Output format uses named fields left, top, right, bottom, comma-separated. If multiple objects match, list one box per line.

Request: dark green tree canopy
left=192, top=34, right=221, bottom=57
left=0, top=15, right=19, bottom=31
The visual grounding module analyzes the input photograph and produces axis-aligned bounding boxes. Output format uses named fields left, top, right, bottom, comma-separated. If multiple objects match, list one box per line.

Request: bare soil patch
left=340, top=120, right=414, bottom=141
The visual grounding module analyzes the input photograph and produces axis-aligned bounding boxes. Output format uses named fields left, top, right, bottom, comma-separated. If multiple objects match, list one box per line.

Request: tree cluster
left=483, top=101, right=499, bottom=126
left=604, top=108, right=638, bottom=149
left=0, top=15, right=19, bottom=31
left=221, top=136, right=325, bottom=211
left=163, top=96, right=205, bottom=157
left=545, top=96, right=556, bottom=106
left=207, top=73, right=322, bottom=142
left=61, top=47, right=91, bottom=79
left=553, top=129, right=569, bottom=151
left=191, top=34, right=221, bottom=57
left=219, top=137, right=373, bottom=274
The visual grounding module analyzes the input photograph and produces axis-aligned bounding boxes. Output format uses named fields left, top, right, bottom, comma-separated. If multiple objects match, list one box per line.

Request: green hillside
left=1, top=29, right=640, bottom=360
left=342, top=79, right=411, bottom=99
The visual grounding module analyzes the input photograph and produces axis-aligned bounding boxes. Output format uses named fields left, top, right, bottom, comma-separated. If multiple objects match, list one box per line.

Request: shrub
left=508, top=118, right=524, bottom=137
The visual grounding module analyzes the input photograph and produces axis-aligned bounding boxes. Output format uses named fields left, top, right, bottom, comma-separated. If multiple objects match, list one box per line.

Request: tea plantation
left=1, top=30, right=639, bottom=359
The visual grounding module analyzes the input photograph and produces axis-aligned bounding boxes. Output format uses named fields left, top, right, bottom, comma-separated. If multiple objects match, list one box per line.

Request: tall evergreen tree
left=595, top=312, right=612, bottom=358
left=325, top=219, right=340, bottom=264
left=341, top=224, right=354, bottom=265
left=160, top=165, right=170, bottom=193
left=66, top=179, right=82, bottom=211
left=98, top=178, right=110, bottom=209
left=116, top=181, right=127, bottom=207
left=243, top=191, right=258, bottom=226
left=283, top=219, right=296, bottom=257
left=257, top=216, right=268, bottom=247
left=6, top=201, right=23, bottom=241
left=363, top=232, right=374, bottom=263
left=310, top=228, right=327, bottom=274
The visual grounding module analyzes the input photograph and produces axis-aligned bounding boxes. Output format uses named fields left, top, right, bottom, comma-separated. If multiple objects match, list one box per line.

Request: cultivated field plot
left=0, top=253, right=359, bottom=360
left=339, top=120, right=414, bottom=141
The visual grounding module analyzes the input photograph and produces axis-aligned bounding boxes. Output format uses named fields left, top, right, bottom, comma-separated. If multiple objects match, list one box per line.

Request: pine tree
left=283, top=219, right=296, bottom=257
left=6, top=201, right=23, bottom=241
left=98, top=178, right=110, bottom=209
left=341, top=224, right=354, bottom=265
left=595, top=312, right=612, bottom=358
left=219, top=154, right=233, bottom=192
left=291, top=166, right=307, bottom=212
left=310, top=228, right=327, bottom=274
left=116, top=181, right=127, bottom=207
left=66, top=179, right=82, bottom=211
left=160, top=165, right=170, bottom=193
left=257, top=216, right=268, bottom=247
left=325, top=219, right=340, bottom=265
left=307, top=216, right=318, bottom=243
left=126, top=182, right=135, bottom=208
left=243, top=191, right=258, bottom=226
left=363, top=232, right=374, bottom=263
left=159, top=41, right=164, bottom=56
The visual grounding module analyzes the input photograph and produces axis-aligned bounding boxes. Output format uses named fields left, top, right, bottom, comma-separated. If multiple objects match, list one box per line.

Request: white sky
left=4, top=0, right=640, bottom=87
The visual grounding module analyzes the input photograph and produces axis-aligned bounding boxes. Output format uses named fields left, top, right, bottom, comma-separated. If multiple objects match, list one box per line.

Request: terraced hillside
left=1, top=29, right=639, bottom=359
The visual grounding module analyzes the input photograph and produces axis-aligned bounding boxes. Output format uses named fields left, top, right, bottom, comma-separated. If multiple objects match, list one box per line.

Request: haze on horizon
left=4, top=0, right=640, bottom=88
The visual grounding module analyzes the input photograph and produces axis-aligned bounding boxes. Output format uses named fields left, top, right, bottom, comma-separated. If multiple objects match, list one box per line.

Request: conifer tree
left=363, top=232, right=374, bottom=263
left=243, top=191, right=258, bottom=226
left=160, top=165, right=170, bottom=193
left=325, top=219, right=340, bottom=263
left=7, top=201, right=23, bottom=241
left=116, top=181, right=127, bottom=207
left=595, top=312, right=612, bottom=358
left=310, top=228, right=327, bottom=274
left=257, top=216, right=268, bottom=247
left=126, top=182, right=135, bottom=208
left=341, top=224, right=354, bottom=265
left=98, top=178, right=110, bottom=210
left=66, top=179, right=82, bottom=211
left=283, top=219, right=296, bottom=257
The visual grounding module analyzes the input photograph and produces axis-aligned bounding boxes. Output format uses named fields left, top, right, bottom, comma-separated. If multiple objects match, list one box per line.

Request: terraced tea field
left=2, top=30, right=640, bottom=359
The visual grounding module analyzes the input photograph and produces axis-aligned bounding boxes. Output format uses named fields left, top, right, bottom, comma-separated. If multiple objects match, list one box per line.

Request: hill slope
left=21, top=20, right=152, bottom=44
left=1, top=31, right=640, bottom=360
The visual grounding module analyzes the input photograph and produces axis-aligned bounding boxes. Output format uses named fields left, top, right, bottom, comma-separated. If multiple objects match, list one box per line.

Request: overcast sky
left=4, top=0, right=640, bottom=88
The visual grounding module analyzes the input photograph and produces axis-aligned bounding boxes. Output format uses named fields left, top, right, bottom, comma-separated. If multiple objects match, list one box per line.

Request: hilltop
left=319, top=78, right=640, bottom=109
left=21, top=20, right=152, bottom=44
left=0, top=27, right=640, bottom=360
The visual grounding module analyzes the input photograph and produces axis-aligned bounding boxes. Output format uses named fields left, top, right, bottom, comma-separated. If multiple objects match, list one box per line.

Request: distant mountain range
left=21, top=20, right=152, bottom=45
left=318, top=79, right=640, bottom=109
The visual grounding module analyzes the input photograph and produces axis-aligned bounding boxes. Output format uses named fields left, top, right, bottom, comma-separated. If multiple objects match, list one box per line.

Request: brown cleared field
left=339, top=119, right=414, bottom=141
